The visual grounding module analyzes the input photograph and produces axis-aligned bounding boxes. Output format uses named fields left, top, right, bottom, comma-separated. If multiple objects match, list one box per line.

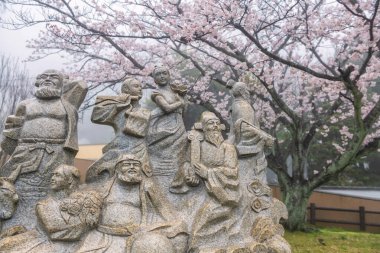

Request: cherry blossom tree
left=1, top=0, right=380, bottom=230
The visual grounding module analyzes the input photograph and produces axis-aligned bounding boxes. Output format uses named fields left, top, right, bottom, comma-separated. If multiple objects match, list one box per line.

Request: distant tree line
left=0, top=54, right=33, bottom=166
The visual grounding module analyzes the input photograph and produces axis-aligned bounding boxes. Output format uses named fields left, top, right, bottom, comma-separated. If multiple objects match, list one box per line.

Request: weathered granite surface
left=86, top=78, right=151, bottom=182
left=0, top=71, right=291, bottom=253
left=147, top=67, right=188, bottom=195
left=0, top=69, right=87, bottom=231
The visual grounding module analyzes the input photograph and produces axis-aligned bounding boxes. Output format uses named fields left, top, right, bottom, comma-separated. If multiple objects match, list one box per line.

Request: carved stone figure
left=0, top=178, right=18, bottom=223
left=147, top=66, right=188, bottom=193
left=251, top=216, right=291, bottom=253
left=0, top=165, right=101, bottom=253
left=0, top=71, right=292, bottom=253
left=37, top=165, right=102, bottom=241
left=86, top=78, right=151, bottom=182
left=187, top=111, right=240, bottom=252
left=76, top=154, right=188, bottom=253
left=0, top=69, right=87, bottom=230
left=228, top=81, right=274, bottom=182
left=227, top=80, right=291, bottom=253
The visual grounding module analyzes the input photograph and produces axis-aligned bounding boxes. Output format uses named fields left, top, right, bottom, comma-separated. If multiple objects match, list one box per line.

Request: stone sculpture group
left=0, top=67, right=291, bottom=253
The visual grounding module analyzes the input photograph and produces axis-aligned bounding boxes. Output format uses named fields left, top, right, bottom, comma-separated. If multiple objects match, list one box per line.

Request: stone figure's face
left=153, top=68, right=170, bottom=86
left=37, top=72, right=61, bottom=88
left=116, top=159, right=143, bottom=184
left=204, top=118, right=221, bottom=132
left=50, top=167, right=69, bottom=191
left=122, top=79, right=143, bottom=98
left=203, top=117, right=224, bottom=147
left=35, top=70, right=63, bottom=99
left=0, top=179, right=18, bottom=220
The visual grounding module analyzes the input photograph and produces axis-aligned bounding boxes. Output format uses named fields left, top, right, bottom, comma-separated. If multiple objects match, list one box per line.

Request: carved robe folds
left=75, top=177, right=187, bottom=253
left=0, top=80, right=87, bottom=230
left=189, top=130, right=240, bottom=252
left=86, top=95, right=151, bottom=182
left=0, top=73, right=293, bottom=253
left=36, top=190, right=102, bottom=241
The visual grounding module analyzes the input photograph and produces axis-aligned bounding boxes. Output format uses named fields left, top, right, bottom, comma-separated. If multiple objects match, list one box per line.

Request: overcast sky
left=0, top=25, right=64, bottom=77
left=0, top=22, right=114, bottom=145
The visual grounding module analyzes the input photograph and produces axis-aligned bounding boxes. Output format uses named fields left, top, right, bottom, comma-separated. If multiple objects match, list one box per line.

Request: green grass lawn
left=285, top=227, right=380, bottom=253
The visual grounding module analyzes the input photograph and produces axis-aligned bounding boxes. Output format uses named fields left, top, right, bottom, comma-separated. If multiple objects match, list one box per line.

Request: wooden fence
left=308, top=203, right=380, bottom=231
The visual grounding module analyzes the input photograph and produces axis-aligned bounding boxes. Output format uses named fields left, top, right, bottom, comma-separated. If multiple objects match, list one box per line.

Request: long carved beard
left=204, top=130, right=224, bottom=147
left=117, top=172, right=142, bottom=184
left=35, top=87, right=61, bottom=99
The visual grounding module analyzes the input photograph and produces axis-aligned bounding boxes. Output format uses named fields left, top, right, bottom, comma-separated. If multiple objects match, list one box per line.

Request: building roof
left=316, top=187, right=380, bottom=201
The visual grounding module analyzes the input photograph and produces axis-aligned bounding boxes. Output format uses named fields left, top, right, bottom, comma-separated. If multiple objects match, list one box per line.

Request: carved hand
left=115, top=94, right=133, bottom=109
left=193, top=163, right=208, bottom=179
left=118, top=93, right=130, bottom=102
left=123, top=106, right=134, bottom=117
left=4, top=115, right=24, bottom=129
left=175, top=94, right=185, bottom=106
left=265, top=138, right=274, bottom=148
left=129, top=95, right=140, bottom=101
left=185, top=175, right=200, bottom=186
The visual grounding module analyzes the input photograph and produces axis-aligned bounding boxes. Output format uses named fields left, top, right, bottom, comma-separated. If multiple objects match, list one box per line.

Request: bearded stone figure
left=76, top=154, right=187, bottom=253
left=185, top=111, right=240, bottom=252
left=0, top=71, right=291, bottom=253
left=0, top=69, right=88, bottom=230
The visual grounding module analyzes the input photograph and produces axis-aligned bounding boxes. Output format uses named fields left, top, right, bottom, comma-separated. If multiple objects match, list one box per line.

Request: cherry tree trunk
left=282, top=184, right=312, bottom=231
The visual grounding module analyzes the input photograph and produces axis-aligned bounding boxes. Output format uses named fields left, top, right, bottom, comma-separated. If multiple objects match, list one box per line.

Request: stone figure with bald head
left=0, top=69, right=87, bottom=230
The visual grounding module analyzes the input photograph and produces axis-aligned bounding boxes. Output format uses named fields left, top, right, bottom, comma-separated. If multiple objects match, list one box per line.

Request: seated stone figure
left=75, top=154, right=188, bottom=253
left=185, top=111, right=240, bottom=252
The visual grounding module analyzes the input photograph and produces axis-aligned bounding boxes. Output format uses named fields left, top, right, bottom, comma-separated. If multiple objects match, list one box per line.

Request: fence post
left=310, top=203, right=316, bottom=225
left=359, top=206, right=366, bottom=231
